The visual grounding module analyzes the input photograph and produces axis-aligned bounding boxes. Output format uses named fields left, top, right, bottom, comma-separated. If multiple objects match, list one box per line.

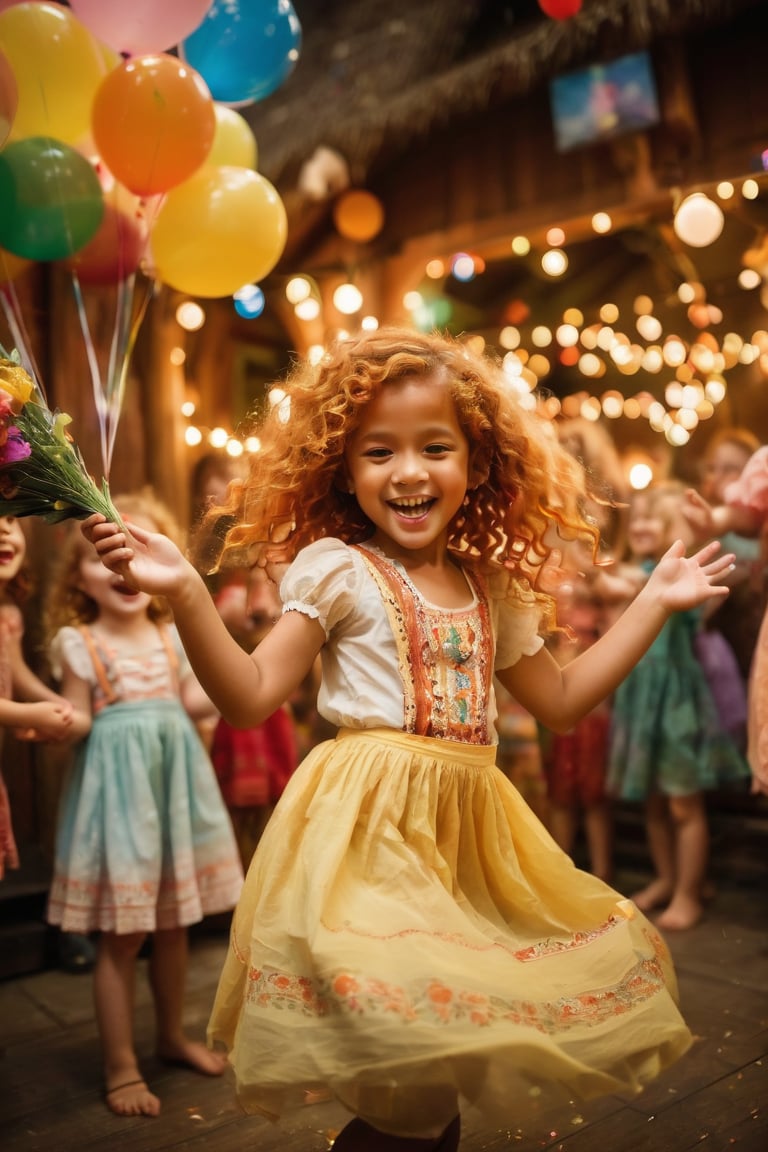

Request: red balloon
left=63, top=199, right=147, bottom=285
left=538, top=0, right=583, bottom=18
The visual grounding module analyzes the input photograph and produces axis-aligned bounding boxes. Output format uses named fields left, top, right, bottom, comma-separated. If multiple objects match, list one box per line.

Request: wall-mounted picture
left=550, top=50, right=660, bottom=153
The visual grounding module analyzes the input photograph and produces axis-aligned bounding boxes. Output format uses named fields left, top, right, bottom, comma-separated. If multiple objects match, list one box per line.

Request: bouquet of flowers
left=0, top=345, right=124, bottom=527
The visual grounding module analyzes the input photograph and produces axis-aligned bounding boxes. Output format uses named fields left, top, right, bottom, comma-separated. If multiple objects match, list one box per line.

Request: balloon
left=180, top=0, right=301, bottom=106
left=333, top=189, right=385, bottom=243
left=537, top=0, right=583, bottom=18
left=233, top=284, right=265, bottom=319
left=0, top=47, right=16, bottom=148
left=208, top=104, right=258, bottom=169
left=63, top=197, right=147, bottom=284
left=91, top=53, right=216, bottom=196
left=0, top=246, right=31, bottom=283
left=0, top=136, right=104, bottom=260
left=69, top=0, right=212, bottom=56
left=0, top=2, right=117, bottom=145
left=150, top=166, right=287, bottom=297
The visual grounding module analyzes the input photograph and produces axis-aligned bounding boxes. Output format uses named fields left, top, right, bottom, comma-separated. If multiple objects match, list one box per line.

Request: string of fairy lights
left=174, top=174, right=768, bottom=460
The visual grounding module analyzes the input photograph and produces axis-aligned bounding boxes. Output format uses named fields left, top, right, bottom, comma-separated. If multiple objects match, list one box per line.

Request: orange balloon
left=333, top=189, right=384, bottom=242
left=92, top=53, right=215, bottom=197
left=0, top=246, right=31, bottom=283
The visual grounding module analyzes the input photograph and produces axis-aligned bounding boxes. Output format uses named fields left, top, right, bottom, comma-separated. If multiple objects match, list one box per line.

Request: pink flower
left=0, top=426, right=31, bottom=465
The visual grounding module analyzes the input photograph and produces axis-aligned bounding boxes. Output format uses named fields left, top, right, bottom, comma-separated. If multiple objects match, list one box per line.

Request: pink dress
left=724, top=446, right=768, bottom=783
left=0, top=604, right=22, bottom=879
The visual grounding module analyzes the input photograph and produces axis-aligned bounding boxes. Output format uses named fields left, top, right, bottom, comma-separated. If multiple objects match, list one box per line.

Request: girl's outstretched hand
left=81, top=514, right=190, bottom=599
left=645, top=539, right=734, bottom=613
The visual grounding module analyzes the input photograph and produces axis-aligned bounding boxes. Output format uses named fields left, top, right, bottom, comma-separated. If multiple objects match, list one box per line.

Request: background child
left=209, top=564, right=300, bottom=870
left=606, top=481, right=750, bottom=931
left=1, top=514, right=73, bottom=879
left=44, top=491, right=243, bottom=1118
left=684, top=445, right=768, bottom=795
left=690, top=428, right=763, bottom=745
left=540, top=417, right=630, bottom=881
left=543, top=588, right=614, bottom=881
left=85, top=328, right=733, bottom=1151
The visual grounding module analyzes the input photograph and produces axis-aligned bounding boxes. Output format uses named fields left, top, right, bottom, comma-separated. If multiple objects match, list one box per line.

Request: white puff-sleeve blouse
left=280, top=538, right=543, bottom=740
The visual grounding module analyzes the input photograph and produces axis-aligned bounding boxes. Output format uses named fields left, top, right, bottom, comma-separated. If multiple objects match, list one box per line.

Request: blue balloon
left=234, top=285, right=265, bottom=318
left=180, top=1, right=302, bottom=107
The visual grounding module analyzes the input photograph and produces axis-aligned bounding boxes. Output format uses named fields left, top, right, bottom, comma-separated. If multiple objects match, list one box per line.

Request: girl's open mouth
left=388, top=498, right=435, bottom=519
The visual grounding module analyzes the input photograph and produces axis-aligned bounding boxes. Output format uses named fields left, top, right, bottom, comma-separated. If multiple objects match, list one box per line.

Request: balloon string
left=104, top=274, right=155, bottom=473
left=70, top=270, right=110, bottom=477
left=0, top=280, right=45, bottom=401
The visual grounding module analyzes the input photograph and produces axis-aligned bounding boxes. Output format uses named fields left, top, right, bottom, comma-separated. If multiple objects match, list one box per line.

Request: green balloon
left=0, top=136, right=104, bottom=261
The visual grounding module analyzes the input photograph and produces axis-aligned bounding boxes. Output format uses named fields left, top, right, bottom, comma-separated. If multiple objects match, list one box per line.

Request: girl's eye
left=364, top=448, right=391, bottom=459
left=425, top=444, right=450, bottom=456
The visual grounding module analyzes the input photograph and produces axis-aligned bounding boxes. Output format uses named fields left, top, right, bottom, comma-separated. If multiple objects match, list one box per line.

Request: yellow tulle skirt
left=208, top=728, right=692, bottom=1138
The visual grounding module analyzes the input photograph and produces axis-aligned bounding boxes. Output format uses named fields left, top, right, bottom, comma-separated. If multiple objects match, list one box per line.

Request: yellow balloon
left=0, top=2, right=118, bottom=145
left=208, top=105, right=258, bottom=171
left=150, top=166, right=287, bottom=299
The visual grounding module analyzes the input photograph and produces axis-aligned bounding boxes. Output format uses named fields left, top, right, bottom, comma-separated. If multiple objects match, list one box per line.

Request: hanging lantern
left=333, top=190, right=384, bottom=242
left=673, top=193, right=724, bottom=247
left=538, top=0, right=583, bottom=19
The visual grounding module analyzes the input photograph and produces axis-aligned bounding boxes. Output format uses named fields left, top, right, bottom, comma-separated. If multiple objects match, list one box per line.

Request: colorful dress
left=724, top=446, right=768, bottom=781
left=608, top=561, right=750, bottom=801
left=209, top=538, right=692, bottom=1139
left=0, top=604, right=21, bottom=879
left=545, top=593, right=610, bottom=809
left=46, top=623, right=243, bottom=934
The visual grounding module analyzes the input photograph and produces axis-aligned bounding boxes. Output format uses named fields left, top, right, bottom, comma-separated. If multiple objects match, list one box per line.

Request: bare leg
left=332, top=1114, right=460, bottom=1151
left=150, top=926, right=227, bottom=1075
left=657, top=792, right=708, bottom=930
left=547, top=803, right=578, bottom=858
left=583, top=800, right=613, bottom=883
left=632, top=794, right=675, bottom=912
left=95, top=930, right=160, bottom=1117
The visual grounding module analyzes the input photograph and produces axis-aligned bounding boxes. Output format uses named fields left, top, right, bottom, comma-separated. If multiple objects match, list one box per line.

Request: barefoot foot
left=156, top=1038, right=228, bottom=1076
left=631, top=879, right=673, bottom=913
left=104, top=1075, right=160, bottom=1117
left=656, top=896, right=703, bottom=931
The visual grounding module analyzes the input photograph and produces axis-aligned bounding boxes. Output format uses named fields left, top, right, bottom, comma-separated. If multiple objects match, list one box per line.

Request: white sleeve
left=279, top=538, right=362, bottom=637
left=492, top=593, right=545, bottom=670
left=49, top=626, right=97, bottom=684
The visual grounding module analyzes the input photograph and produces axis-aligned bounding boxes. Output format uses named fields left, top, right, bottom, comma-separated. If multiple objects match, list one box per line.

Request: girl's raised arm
left=83, top=516, right=324, bottom=728
left=498, top=539, right=734, bottom=733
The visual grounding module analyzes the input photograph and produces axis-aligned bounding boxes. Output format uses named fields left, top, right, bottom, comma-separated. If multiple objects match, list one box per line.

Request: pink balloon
left=69, top=0, right=212, bottom=56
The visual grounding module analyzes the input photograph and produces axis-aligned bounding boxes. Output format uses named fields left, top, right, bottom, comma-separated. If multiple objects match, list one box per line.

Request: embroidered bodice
left=279, top=538, right=544, bottom=745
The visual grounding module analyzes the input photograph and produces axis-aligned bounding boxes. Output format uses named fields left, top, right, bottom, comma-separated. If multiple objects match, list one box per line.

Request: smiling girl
left=0, top=514, right=73, bottom=879
left=43, top=491, right=242, bottom=1118
left=84, top=329, right=736, bottom=1150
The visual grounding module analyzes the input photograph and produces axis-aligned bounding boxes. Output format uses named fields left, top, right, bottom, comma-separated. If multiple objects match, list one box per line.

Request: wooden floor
left=1, top=866, right=767, bottom=1152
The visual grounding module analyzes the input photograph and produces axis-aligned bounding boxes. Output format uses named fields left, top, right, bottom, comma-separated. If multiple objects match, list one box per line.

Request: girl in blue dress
left=607, top=481, right=750, bottom=930
left=44, top=491, right=243, bottom=1117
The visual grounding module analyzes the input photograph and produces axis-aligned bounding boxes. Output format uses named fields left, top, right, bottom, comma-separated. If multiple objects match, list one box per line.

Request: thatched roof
left=245, top=0, right=760, bottom=188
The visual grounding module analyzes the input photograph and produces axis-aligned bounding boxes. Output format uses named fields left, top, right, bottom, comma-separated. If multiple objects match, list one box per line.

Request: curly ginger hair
left=217, top=327, right=598, bottom=621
